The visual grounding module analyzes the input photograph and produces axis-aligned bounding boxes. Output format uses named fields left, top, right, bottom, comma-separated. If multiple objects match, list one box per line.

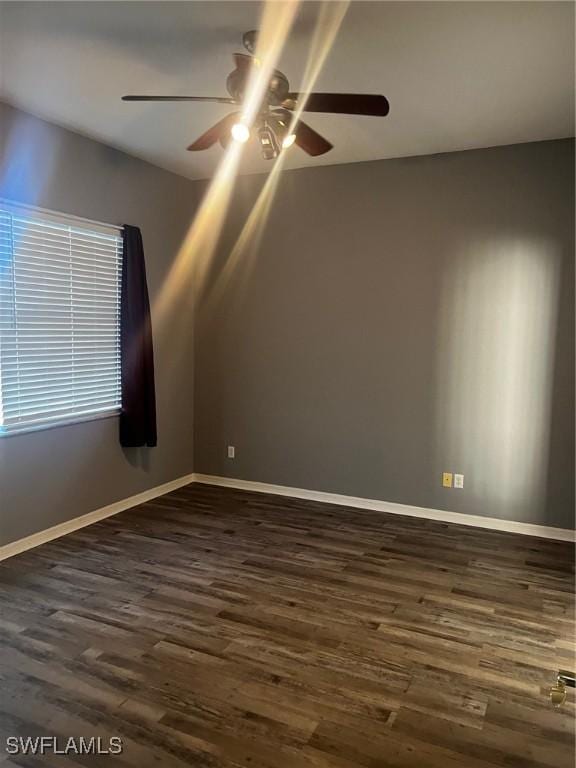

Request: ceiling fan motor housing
left=226, top=66, right=290, bottom=107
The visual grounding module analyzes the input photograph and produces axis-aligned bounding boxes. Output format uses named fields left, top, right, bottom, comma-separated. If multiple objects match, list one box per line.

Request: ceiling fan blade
left=284, top=93, right=389, bottom=117
left=122, top=95, right=236, bottom=104
left=294, top=121, right=333, bottom=156
left=187, top=112, right=240, bottom=151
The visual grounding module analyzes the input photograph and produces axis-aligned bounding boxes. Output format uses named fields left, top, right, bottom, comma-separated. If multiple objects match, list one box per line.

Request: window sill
left=0, top=410, right=121, bottom=438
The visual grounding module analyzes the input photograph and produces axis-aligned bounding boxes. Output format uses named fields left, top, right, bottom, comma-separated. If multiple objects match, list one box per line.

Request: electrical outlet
left=227, top=445, right=235, bottom=459
left=442, top=472, right=453, bottom=488
left=454, top=473, right=464, bottom=489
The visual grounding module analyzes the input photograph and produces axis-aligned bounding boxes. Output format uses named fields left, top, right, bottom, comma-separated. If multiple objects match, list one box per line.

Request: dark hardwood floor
left=0, top=482, right=574, bottom=767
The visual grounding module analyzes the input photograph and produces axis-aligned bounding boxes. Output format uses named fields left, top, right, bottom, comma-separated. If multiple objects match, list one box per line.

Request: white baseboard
left=0, top=473, right=196, bottom=561
left=193, top=474, right=576, bottom=542
left=2, top=470, right=573, bottom=561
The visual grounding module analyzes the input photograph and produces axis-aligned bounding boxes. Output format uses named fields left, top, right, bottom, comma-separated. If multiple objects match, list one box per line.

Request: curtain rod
left=0, top=198, right=123, bottom=233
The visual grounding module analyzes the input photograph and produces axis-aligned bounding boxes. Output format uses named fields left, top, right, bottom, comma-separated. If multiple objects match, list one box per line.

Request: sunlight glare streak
left=286, top=1, right=349, bottom=131
left=241, top=1, right=300, bottom=130
left=151, top=1, right=300, bottom=329
left=205, top=2, right=349, bottom=307
left=206, top=151, right=288, bottom=310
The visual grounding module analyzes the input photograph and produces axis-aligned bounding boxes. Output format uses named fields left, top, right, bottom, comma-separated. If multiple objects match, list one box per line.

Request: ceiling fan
left=122, top=30, right=389, bottom=159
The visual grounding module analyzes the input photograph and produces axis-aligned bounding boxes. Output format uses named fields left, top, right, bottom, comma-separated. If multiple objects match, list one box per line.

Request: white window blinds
left=0, top=202, right=123, bottom=435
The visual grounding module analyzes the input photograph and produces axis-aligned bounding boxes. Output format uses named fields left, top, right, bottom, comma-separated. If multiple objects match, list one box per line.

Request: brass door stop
left=549, top=670, right=575, bottom=707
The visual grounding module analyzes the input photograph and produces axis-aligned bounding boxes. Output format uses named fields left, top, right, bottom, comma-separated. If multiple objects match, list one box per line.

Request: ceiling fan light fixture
left=231, top=122, right=250, bottom=143
left=123, top=30, right=388, bottom=159
left=258, top=125, right=280, bottom=160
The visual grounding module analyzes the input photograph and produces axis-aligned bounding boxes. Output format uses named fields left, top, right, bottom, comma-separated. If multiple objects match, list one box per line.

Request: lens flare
left=231, top=123, right=250, bottom=143
left=151, top=0, right=300, bottom=333
left=205, top=150, right=288, bottom=310
left=285, top=2, right=349, bottom=136
left=203, top=1, right=350, bottom=309
left=241, top=1, right=300, bottom=130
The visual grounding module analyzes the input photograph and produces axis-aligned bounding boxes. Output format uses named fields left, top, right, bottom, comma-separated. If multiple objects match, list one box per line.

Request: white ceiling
left=0, top=1, right=573, bottom=181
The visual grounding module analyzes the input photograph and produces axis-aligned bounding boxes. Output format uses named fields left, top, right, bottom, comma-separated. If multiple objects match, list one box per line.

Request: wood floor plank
left=0, top=483, right=573, bottom=766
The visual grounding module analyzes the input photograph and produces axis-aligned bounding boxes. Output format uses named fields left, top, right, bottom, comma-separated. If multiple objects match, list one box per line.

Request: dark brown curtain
left=119, top=225, right=157, bottom=447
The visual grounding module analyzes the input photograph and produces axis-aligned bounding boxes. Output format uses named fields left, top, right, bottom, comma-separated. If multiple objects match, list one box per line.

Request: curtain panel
left=119, top=225, right=157, bottom=447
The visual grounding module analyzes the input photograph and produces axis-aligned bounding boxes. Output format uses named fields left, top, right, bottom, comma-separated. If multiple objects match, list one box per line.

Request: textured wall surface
left=195, top=139, right=575, bottom=529
left=0, top=102, right=203, bottom=545
left=1, top=104, right=573, bottom=542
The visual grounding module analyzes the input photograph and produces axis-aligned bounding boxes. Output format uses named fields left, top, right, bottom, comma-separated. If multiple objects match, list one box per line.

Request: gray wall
left=0, top=102, right=203, bottom=545
left=1, top=105, right=573, bottom=542
left=195, top=139, right=575, bottom=530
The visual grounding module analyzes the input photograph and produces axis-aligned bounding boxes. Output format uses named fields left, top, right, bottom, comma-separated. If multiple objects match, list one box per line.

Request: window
left=0, top=202, right=123, bottom=435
